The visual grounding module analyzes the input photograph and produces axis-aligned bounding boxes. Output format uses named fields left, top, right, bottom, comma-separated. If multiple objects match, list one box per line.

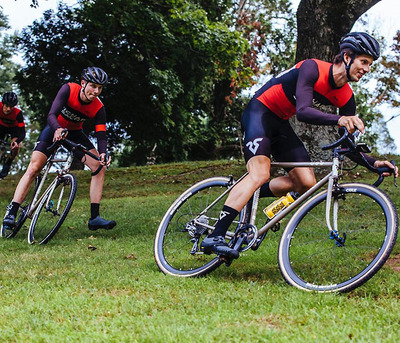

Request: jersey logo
left=246, top=138, right=263, bottom=155
left=219, top=210, right=230, bottom=220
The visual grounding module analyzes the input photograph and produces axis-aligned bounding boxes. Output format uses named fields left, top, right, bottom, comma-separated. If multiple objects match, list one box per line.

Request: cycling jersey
left=255, top=59, right=356, bottom=124
left=0, top=102, right=26, bottom=143
left=243, top=59, right=375, bottom=167
left=47, top=83, right=107, bottom=153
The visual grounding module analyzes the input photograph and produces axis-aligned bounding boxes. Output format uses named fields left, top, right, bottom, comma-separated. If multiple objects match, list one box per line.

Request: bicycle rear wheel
left=278, top=183, right=398, bottom=293
left=28, top=173, right=77, bottom=244
left=154, top=177, right=243, bottom=277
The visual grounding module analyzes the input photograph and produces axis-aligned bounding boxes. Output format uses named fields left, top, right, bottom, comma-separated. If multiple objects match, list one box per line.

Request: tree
left=0, top=7, right=37, bottom=173
left=16, top=1, right=251, bottom=164
left=294, top=0, right=388, bottom=160
left=0, top=9, right=17, bottom=93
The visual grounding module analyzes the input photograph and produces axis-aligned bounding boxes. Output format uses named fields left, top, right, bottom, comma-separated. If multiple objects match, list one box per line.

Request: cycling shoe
left=2, top=214, right=16, bottom=228
left=88, top=216, right=116, bottom=231
left=200, top=235, right=239, bottom=259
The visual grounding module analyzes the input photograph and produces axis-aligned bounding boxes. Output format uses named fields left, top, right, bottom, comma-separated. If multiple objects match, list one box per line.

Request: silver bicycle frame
left=27, top=150, right=73, bottom=218
left=222, top=160, right=339, bottom=238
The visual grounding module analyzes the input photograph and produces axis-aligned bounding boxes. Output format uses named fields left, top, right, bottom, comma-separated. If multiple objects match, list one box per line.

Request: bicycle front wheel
left=154, top=177, right=242, bottom=277
left=278, top=183, right=398, bottom=293
left=28, top=173, right=77, bottom=244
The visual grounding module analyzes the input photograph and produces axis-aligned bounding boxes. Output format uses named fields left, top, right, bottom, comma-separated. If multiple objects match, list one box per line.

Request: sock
left=259, top=182, right=275, bottom=198
left=90, top=203, right=100, bottom=219
left=9, top=202, right=20, bottom=216
left=209, top=205, right=239, bottom=238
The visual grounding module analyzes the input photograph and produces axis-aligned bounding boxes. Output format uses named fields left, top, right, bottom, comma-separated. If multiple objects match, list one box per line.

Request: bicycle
left=154, top=128, right=398, bottom=293
left=1, top=138, right=102, bottom=244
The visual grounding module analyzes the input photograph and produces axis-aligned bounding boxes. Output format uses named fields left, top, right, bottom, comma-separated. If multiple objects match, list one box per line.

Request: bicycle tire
left=278, top=183, right=398, bottom=293
left=154, top=176, right=243, bottom=277
left=1, top=175, right=41, bottom=238
left=28, top=173, right=77, bottom=244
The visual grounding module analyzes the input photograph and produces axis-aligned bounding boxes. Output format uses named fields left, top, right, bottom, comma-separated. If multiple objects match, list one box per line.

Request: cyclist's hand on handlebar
left=99, top=153, right=111, bottom=167
left=374, top=160, right=399, bottom=178
left=338, top=116, right=365, bottom=134
left=10, top=140, right=18, bottom=149
left=53, top=128, right=68, bottom=142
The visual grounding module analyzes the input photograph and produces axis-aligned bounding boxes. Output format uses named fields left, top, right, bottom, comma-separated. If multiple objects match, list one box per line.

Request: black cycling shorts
left=241, top=98, right=310, bottom=165
left=34, top=125, right=95, bottom=159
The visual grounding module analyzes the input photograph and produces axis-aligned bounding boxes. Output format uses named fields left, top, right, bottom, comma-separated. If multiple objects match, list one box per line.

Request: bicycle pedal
left=271, top=222, right=280, bottom=232
left=219, top=255, right=233, bottom=266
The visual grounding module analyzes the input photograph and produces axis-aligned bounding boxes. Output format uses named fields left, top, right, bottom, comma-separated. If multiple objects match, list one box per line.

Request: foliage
left=350, top=31, right=399, bottom=154
left=374, top=31, right=400, bottom=120
left=0, top=9, right=17, bottom=94
left=16, top=0, right=297, bottom=165
left=16, top=0, right=247, bottom=164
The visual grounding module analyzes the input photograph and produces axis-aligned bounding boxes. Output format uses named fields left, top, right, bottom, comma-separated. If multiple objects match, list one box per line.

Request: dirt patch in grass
left=386, top=254, right=400, bottom=273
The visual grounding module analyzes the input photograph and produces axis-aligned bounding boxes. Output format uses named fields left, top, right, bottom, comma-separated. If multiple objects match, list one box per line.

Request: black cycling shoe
left=200, top=235, right=239, bottom=259
left=88, top=216, right=117, bottom=231
left=3, top=214, right=16, bottom=228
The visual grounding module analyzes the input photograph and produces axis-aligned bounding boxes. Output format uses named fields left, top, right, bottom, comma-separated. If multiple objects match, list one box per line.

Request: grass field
left=0, top=160, right=399, bottom=342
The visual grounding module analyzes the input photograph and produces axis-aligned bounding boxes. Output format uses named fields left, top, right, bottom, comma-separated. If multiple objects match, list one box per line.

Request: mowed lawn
left=0, top=160, right=399, bottom=342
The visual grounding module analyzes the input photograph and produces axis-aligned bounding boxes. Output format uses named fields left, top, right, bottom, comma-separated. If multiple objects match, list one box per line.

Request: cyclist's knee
left=90, top=163, right=105, bottom=177
left=248, top=169, right=270, bottom=188
left=295, top=177, right=316, bottom=194
left=26, top=159, right=45, bottom=178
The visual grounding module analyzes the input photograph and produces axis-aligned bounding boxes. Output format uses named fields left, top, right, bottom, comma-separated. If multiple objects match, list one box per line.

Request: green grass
left=0, top=160, right=400, bottom=342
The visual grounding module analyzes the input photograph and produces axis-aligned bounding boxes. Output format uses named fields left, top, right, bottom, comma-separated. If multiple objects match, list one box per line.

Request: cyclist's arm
left=94, top=107, right=107, bottom=155
left=374, top=160, right=399, bottom=178
left=14, top=111, right=26, bottom=143
left=295, top=60, right=342, bottom=125
left=47, top=84, right=70, bottom=131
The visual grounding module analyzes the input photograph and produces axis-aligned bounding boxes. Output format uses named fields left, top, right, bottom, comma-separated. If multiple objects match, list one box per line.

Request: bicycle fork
left=326, top=156, right=346, bottom=247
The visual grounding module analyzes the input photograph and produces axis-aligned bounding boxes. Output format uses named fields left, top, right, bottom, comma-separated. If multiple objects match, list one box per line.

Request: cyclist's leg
left=4, top=126, right=53, bottom=222
left=71, top=130, right=116, bottom=230
left=12, top=126, right=54, bottom=205
left=0, top=128, right=16, bottom=177
left=200, top=99, right=272, bottom=257
left=267, top=120, right=316, bottom=196
left=3, top=151, right=48, bottom=226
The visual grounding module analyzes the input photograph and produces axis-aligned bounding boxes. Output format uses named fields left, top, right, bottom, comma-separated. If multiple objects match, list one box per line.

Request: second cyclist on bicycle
left=0, top=92, right=26, bottom=179
left=3, top=67, right=116, bottom=231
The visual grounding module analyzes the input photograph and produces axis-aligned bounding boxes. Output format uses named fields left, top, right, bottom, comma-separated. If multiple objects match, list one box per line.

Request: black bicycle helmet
left=2, top=92, right=18, bottom=107
left=81, top=67, right=108, bottom=85
left=339, top=32, right=380, bottom=61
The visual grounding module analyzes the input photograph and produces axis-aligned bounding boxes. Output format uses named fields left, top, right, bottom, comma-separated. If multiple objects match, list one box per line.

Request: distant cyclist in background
left=200, top=32, right=398, bottom=258
left=3, top=67, right=116, bottom=231
left=0, top=92, right=26, bottom=178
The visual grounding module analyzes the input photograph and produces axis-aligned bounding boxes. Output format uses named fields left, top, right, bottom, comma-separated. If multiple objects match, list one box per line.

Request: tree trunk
left=294, top=0, right=381, bottom=160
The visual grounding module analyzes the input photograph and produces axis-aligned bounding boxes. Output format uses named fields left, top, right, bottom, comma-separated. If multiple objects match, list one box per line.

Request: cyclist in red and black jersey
left=200, top=32, right=398, bottom=257
left=0, top=92, right=26, bottom=178
left=3, top=67, right=116, bottom=231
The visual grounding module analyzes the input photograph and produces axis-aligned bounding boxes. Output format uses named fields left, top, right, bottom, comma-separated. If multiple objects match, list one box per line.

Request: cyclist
left=0, top=92, right=26, bottom=178
left=3, top=67, right=116, bottom=231
left=200, top=32, right=398, bottom=258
